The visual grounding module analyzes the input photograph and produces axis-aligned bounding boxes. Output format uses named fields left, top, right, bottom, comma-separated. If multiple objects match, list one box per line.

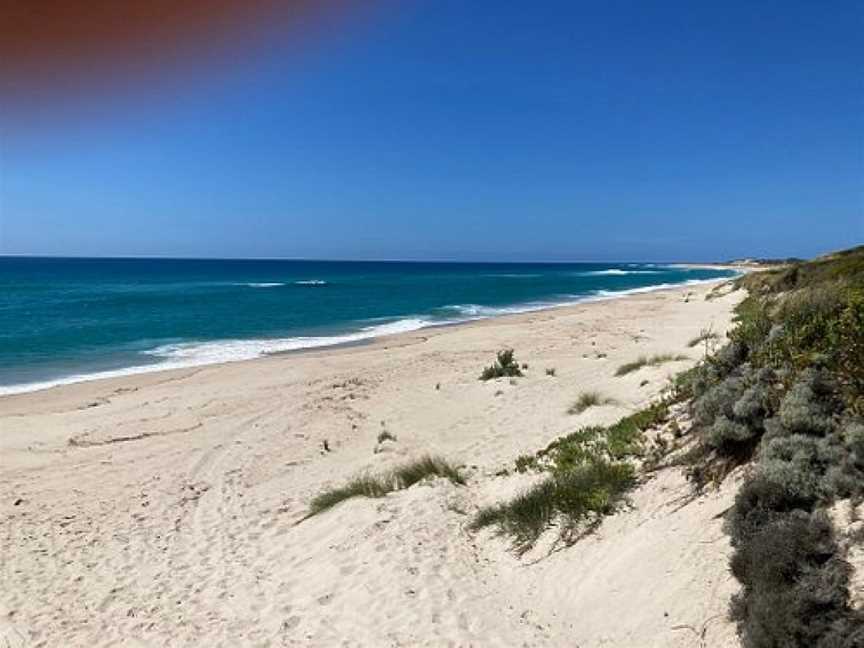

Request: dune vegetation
left=309, top=455, right=464, bottom=515
left=475, top=245, right=864, bottom=646
left=677, top=245, right=864, bottom=647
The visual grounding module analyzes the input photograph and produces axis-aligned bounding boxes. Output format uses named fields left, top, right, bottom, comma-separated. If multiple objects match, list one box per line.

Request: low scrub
left=480, top=349, right=523, bottom=381
left=682, top=245, right=864, bottom=645
left=614, top=353, right=688, bottom=376
left=309, top=455, right=464, bottom=515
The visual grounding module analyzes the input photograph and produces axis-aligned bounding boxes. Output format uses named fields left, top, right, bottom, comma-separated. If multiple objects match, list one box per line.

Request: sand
left=1, top=280, right=745, bottom=647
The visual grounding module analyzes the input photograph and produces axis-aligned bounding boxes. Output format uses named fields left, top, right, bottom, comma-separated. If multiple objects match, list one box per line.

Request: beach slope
left=1, top=281, right=743, bottom=647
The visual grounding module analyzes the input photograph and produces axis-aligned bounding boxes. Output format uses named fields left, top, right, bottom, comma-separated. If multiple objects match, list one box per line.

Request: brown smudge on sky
left=0, top=0, right=360, bottom=114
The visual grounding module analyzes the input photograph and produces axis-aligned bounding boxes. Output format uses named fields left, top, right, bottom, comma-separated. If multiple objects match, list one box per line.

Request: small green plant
left=309, top=455, right=464, bottom=515
left=476, top=398, right=674, bottom=553
left=309, top=475, right=391, bottom=515
left=472, top=460, right=635, bottom=554
left=392, top=456, right=465, bottom=488
left=615, top=353, right=688, bottom=376
left=568, top=391, right=617, bottom=415
left=514, top=453, right=538, bottom=473
left=377, top=430, right=397, bottom=444
left=688, top=329, right=720, bottom=348
left=479, top=349, right=524, bottom=381
left=545, top=367, right=556, bottom=376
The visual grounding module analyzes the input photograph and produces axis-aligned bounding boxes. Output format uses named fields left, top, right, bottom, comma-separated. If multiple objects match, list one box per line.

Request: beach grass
left=567, top=391, right=617, bottom=415
left=471, top=461, right=635, bottom=555
left=309, top=455, right=464, bottom=515
left=614, top=353, right=688, bottom=376
left=687, top=330, right=720, bottom=348
left=474, top=398, right=672, bottom=553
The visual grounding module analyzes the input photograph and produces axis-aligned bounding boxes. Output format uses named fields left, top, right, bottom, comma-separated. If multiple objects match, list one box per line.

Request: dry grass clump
left=615, top=353, right=688, bottom=376
left=309, top=455, right=464, bottom=515
left=567, top=391, right=617, bottom=415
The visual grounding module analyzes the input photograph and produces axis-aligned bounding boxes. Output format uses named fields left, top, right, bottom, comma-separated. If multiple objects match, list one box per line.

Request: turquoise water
left=0, top=257, right=737, bottom=393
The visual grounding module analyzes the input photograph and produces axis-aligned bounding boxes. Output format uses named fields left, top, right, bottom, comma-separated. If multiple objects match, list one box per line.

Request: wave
left=579, top=269, right=661, bottom=276
left=0, top=273, right=737, bottom=396
left=440, top=301, right=564, bottom=318
left=240, top=282, right=285, bottom=288
left=0, top=318, right=434, bottom=396
left=294, top=280, right=328, bottom=286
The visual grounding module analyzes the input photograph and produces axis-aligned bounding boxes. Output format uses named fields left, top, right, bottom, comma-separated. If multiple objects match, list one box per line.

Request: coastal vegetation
left=614, top=353, right=688, bottom=376
left=472, top=397, right=671, bottom=553
left=479, top=349, right=524, bottom=381
left=473, top=246, right=864, bottom=645
left=567, top=391, right=616, bottom=415
left=687, top=328, right=720, bottom=348
left=309, top=456, right=464, bottom=515
left=678, top=246, right=864, bottom=647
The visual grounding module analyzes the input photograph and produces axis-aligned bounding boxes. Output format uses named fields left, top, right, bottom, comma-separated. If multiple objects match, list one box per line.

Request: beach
left=1, top=279, right=744, bottom=647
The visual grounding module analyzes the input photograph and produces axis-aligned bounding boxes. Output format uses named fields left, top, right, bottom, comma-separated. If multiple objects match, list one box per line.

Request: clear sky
left=1, top=1, right=862, bottom=262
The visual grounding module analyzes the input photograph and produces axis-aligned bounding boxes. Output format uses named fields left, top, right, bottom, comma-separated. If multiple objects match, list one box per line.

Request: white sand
left=1, top=281, right=744, bottom=647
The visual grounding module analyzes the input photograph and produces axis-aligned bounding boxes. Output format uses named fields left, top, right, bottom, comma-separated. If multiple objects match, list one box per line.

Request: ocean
left=0, top=257, right=737, bottom=394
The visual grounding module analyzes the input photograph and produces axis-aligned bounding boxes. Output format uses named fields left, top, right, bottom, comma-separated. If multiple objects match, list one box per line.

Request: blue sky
left=1, top=1, right=862, bottom=261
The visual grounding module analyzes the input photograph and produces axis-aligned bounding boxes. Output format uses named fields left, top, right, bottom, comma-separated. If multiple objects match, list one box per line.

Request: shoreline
left=0, top=274, right=739, bottom=399
left=1, top=278, right=745, bottom=646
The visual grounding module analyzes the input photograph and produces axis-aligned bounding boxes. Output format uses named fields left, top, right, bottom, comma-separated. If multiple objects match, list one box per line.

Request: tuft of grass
left=309, top=475, right=391, bottom=515
left=309, top=455, right=464, bottom=515
left=471, top=461, right=635, bottom=554
left=567, top=391, right=617, bottom=415
left=377, top=430, right=397, bottom=444
left=392, top=455, right=465, bottom=488
left=615, top=353, right=688, bottom=376
left=485, top=398, right=675, bottom=553
left=688, top=329, right=720, bottom=348
left=479, top=349, right=523, bottom=381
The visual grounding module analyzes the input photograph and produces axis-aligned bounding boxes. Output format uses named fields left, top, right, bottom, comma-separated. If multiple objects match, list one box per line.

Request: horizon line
left=0, top=252, right=760, bottom=265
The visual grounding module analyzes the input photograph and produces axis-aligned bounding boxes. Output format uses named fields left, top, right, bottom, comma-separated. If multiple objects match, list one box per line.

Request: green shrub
left=830, top=291, right=864, bottom=413
left=688, top=247, right=864, bottom=646
left=776, top=369, right=839, bottom=436
left=707, top=415, right=757, bottom=449
left=480, top=349, right=524, bottom=381
left=514, top=453, right=538, bottom=473
left=729, top=510, right=861, bottom=648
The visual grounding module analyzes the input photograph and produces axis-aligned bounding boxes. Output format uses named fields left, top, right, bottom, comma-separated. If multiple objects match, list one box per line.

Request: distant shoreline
left=0, top=274, right=738, bottom=399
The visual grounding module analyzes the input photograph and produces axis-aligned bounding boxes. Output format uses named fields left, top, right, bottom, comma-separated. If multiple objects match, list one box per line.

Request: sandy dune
left=1, top=281, right=744, bottom=647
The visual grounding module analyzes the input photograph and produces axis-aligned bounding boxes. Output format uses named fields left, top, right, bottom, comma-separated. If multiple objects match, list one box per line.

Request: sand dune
left=1, top=281, right=744, bottom=647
